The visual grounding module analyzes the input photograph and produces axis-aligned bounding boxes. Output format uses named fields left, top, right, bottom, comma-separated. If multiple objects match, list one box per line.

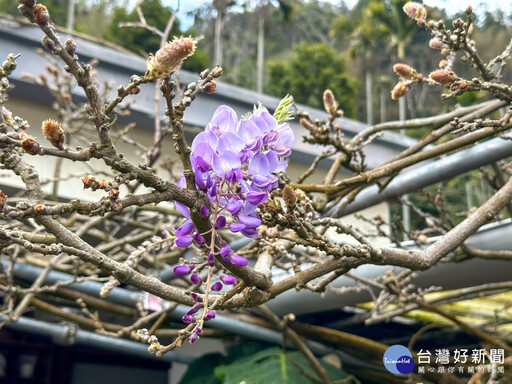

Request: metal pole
left=67, top=0, right=75, bottom=30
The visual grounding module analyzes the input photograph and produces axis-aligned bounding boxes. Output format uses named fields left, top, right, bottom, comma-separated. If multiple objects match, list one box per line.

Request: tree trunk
left=365, top=70, right=373, bottom=125
left=380, top=88, right=386, bottom=123
left=257, top=14, right=265, bottom=93
left=214, top=6, right=223, bottom=66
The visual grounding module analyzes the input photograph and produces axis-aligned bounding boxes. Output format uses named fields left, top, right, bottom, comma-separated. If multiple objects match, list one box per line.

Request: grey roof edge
left=0, top=13, right=416, bottom=151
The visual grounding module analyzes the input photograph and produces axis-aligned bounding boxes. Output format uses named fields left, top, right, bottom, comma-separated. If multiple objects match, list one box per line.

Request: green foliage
left=266, top=42, right=358, bottom=117
left=273, top=94, right=294, bottom=123
left=179, top=346, right=350, bottom=384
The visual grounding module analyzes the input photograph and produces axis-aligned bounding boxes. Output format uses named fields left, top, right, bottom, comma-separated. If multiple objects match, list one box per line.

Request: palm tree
left=255, top=0, right=296, bottom=93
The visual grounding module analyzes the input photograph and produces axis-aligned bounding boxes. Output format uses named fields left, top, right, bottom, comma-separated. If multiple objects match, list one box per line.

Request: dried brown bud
left=429, top=38, right=443, bottom=50
left=0, top=190, right=6, bottom=211
left=42, top=119, right=65, bottom=149
left=282, top=185, right=297, bottom=211
left=204, top=80, right=217, bottom=94
left=33, top=4, right=49, bottom=24
left=145, top=36, right=196, bottom=79
left=390, top=82, right=410, bottom=100
left=417, top=18, right=425, bottom=28
left=452, top=18, right=463, bottom=29
left=466, top=5, right=472, bottom=15
left=212, top=66, right=223, bottom=78
left=41, top=36, right=55, bottom=51
left=323, top=89, right=338, bottom=114
left=33, top=204, right=47, bottom=214
left=438, top=59, right=448, bottom=68
left=21, top=136, right=39, bottom=155
left=441, top=48, right=450, bottom=56
left=112, top=202, right=122, bottom=211
left=429, top=69, right=458, bottom=85
left=393, top=63, right=418, bottom=80
left=82, top=175, right=95, bottom=189
left=403, top=2, right=426, bottom=21
left=417, top=234, right=428, bottom=243
left=130, top=86, right=140, bottom=95
left=299, top=117, right=318, bottom=134
left=459, top=80, right=470, bottom=90
left=65, top=38, right=77, bottom=55
left=109, top=189, right=119, bottom=201
left=98, top=180, right=108, bottom=189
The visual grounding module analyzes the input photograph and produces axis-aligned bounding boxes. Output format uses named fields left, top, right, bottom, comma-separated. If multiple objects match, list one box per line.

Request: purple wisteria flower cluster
left=171, top=102, right=294, bottom=342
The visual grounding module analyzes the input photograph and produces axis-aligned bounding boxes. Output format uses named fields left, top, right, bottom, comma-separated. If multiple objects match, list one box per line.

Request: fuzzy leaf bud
left=429, top=69, right=458, bottom=85
left=41, top=36, right=55, bottom=51
left=65, top=38, right=77, bottom=55
left=322, top=89, right=338, bottom=115
left=42, top=119, right=65, bottom=149
left=33, top=4, right=49, bottom=24
left=145, top=36, right=196, bottom=80
left=21, top=136, right=39, bottom=155
left=402, top=2, right=426, bottom=21
left=204, top=80, right=217, bottom=94
left=393, top=63, right=418, bottom=80
left=390, top=82, right=410, bottom=100
left=282, top=185, right=297, bottom=211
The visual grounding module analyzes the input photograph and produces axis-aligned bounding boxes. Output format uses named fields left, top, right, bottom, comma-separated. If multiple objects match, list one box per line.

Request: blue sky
left=156, top=0, right=512, bottom=30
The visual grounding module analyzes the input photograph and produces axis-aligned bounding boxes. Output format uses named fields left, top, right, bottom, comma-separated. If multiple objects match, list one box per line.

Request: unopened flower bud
left=393, top=63, right=418, bottom=80
left=402, top=1, right=426, bottom=21
left=438, top=59, right=448, bottom=68
left=33, top=4, right=49, bottom=24
left=130, top=86, right=140, bottom=95
left=65, top=38, right=77, bottom=55
left=41, top=35, right=55, bottom=51
left=429, top=69, right=457, bottom=85
left=429, top=38, right=443, bottom=50
left=42, top=119, right=65, bottom=149
left=109, top=188, right=119, bottom=201
left=212, top=66, right=223, bottom=78
left=204, top=80, right=217, bottom=94
left=211, top=282, right=223, bottom=291
left=441, top=48, right=450, bottom=56
left=82, top=175, right=95, bottom=189
left=145, top=36, right=196, bottom=79
left=33, top=204, right=47, bottom=214
left=21, top=136, right=39, bottom=155
left=0, top=190, right=6, bottom=211
left=452, top=18, right=463, bottom=29
left=466, top=5, right=472, bottom=15
left=390, top=82, right=410, bottom=100
left=282, top=185, right=297, bottom=211
left=322, top=89, right=338, bottom=115
left=2, top=107, right=13, bottom=125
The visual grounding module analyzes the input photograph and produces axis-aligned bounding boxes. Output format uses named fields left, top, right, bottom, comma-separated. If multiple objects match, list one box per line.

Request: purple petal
left=174, top=264, right=194, bottom=276
left=210, top=105, right=238, bottom=135
left=237, top=119, right=261, bottom=142
left=255, top=107, right=278, bottom=132
left=211, top=282, right=223, bottom=291
left=195, top=172, right=207, bottom=190
left=238, top=214, right=262, bottom=228
left=191, top=292, right=203, bottom=302
left=248, top=152, right=270, bottom=177
left=229, top=253, right=249, bottom=266
left=175, top=220, right=195, bottom=238
left=218, top=132, right=245, bottom=154
left=187, top=303, right=202, bottom=315
left=200, top=205, right=209, bottom=217
left=182, top=314, right=196, bottom=324
left=226, top=200, right=243, bottom=215
left=275, top=144, right=292, bottom=157
left=219, top=245, right=231, bottom=257
left=229, top=223, right=246, bottom=232
left=241, top=228, right=259, bottom=238
left=207, top=252, right=215, bottom=267
left=220, top=274, right=237, bottom=285
left=204, top=310, right=216, bottom=321
left=277, top=123, right=295, bottom=148
left=176, top=235, right=193, bottom=247
left=215, top=215, right=227, bottom=229
left=194, top=233, right=205, bottom=244
left=174, top=201, right=191, bottom=219
left=190, top=273, right=202, bottom=284
left=246, top=191, right=268, bottom=205
left=212, top=150, right=241, bottom=179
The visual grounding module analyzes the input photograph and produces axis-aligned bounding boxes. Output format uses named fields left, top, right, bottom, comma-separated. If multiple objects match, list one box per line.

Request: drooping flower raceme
left=172, top=99, right=294, bottom=342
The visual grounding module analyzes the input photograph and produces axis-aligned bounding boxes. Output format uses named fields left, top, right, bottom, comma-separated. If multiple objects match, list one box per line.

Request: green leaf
left=273, top=94, right=294, bottom=124
left=177, top=352, right=224, bottom=384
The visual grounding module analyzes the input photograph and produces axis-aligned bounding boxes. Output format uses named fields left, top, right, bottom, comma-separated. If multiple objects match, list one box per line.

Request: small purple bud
left=211, top=282, right=223, bottom=291
left=187, top=303, right=202, bottom=315
left=182, top=314, right=196, bottom=324
left=208, top=252, right=215, bottom=267
left=220, top=274, right=237, bottom=285
left=195, top=326, right=203, bottom=336
left=194, top=233, right=205, bottom=244
left=176, top=235, right=193, bottom=247
left=204, top=310, right=216, bottom=321
left=226, top=200, right=243, bottom=215
left=229, top=254, right=249, bottom=266
left=189, top=331, right=198, bottom=343
left=173, top=264, right=194, bottom=276
left=191, top=292, right=203, bottom=302
left=200, top=205, right=209, bottom=217
left=195, top=172, right=206, bottom=190
left=219, top=245, right=231, bottom=257
left=175, top=220, right=195, bottom=237
left=190, top=273, right=202, bottom=284
left=215, top=215, right=226, bottom=229
left=229, top=223, right=246, bottom=232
